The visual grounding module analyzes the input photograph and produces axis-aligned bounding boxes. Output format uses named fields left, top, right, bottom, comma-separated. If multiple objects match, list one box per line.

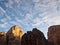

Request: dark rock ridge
left=21, top=28, right=48, bottom=45
left=0, top=25, right=60, bottom=45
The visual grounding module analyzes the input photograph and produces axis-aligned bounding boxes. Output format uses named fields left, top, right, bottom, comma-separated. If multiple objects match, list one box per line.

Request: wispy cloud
left=6, top=0, right=13, bottom=8
left=0, top=0, right=60, bottom=38
left=0, top=22, right=8, bottom=28
left=33, top=0, right=40, bottom=3
left=32, top=17, right=42, bottom=26
left=0, top=0, right=4, bottom=2
left=6, top=0, right=21, bottom=8
left=0, top=18, right=7, bottom=22
left=14, top=0, right=20, bottom=3
left=15, top=18, right=23, bottom=23
left=0, top=7, right=6, bottom=13
left=5, top=15, right=12, bottom=20
left=25, top=13, right=33, bottom=20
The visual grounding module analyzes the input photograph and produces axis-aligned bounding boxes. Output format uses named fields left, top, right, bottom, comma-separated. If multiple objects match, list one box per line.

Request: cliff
left=6, top=25, right=23, bottom=45
left=0, top=25, right=60, bottom=45
left=48, top=25, right=60, bottom=45
left=0, top=32, right=6, bottom=45
left=21, top=28, right=48, bottom=45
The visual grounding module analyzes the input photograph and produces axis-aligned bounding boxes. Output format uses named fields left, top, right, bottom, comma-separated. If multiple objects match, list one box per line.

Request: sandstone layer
left=48, top=25, right=60, bottom=45
left=6, top=25, right=23, bottom=45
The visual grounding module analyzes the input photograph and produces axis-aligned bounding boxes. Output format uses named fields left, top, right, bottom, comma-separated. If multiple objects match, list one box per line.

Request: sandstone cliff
left=0, top=25, right=60, bottom=45
left=0, top=32, right=6, bottom=45
left=48, top=25, right=60, bottom=45
left=6, top=25, right=23, bottom=45
left=21, top=28, right=48, bottom=45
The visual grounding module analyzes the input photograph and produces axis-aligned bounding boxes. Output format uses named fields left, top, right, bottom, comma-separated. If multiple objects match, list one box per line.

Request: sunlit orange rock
left=6, top=25, right=23, bottom=45
left=21, top=28, right=48, bottom=45
left=48, top=25, right=60, bottom=45
left=0, top=32, right=6, bottom=45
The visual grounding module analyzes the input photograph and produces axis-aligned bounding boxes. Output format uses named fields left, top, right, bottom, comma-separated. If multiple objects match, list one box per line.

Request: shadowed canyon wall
left=21, top=28, right=48, bottom=45
left=0, top=25, right=60, bottom=45
left=48, top=25, right=60, bottom=45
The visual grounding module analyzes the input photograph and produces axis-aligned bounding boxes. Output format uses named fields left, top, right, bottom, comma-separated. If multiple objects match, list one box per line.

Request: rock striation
left=0, top=32, right=6, bottom=45
left=48, top=25, right=60, bottom=45
left=21, top=28, right=48, bottom=45
left=6, top=25, right=23, bottom=45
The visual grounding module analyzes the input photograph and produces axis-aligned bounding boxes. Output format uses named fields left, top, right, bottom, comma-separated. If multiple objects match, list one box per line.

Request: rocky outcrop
left=6, top=25, right=23, bottom=45
left=48, top=25, right=60, bottom=45
left=1, top=25, right=60, bottom=45
left=0, top=32, right=6, bottom=45
left=21, top=28, right=48, bottom=45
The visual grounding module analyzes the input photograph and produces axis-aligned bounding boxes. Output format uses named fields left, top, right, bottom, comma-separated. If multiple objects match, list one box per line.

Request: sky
left=0, top=0, right=60, bottom=38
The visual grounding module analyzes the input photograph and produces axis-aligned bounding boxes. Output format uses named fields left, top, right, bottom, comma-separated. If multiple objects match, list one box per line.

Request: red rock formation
left=0, top=32, right=6, bottom=45
left=1, top=25, right=60, bottom=45
left=21, top=28, right=47, bottom=45
left=48, top=25, right=60, bottom=45
left=6, top=25, right=23, bottom=45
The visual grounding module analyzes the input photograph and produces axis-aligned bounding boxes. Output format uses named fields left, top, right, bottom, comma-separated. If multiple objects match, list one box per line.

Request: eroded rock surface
left=6, top=25, right=23, bottom=45
left=21, top=28, right=47, bottom=45
left=48, top=25, right=60, bottom=45
left=0, top=32, right=6, bottom=45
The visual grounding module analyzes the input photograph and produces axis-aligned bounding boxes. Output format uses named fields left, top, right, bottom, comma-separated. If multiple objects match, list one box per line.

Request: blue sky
left=0, top=0, right=60, bottom=38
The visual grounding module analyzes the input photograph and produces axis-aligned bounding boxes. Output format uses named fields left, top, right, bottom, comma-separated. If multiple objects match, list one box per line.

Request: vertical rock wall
left=48, top=25, right=60, bottom=45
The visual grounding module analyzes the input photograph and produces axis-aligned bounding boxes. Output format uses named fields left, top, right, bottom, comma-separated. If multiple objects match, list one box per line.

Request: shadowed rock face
left=1, top=25, right=60, bottom=45
left=48, top=25, right=60, bottom=45
left=6, top=25, right=23, bottom=45
left=0, top=32, right=6, bottom=45
left=21, top=28, right=48, bottom=45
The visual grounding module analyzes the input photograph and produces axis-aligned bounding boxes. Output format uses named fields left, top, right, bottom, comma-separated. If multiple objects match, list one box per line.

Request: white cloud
left=1, top=18, right=7, bottom=22
left=15, top=18, right=23, bottom=23
left=0, top=7, right=6, bottom=13
left=15, top=0, right=20, bottom=3
left=33, top=0, right=60, bottom=27
left=32, top=10, right=60, bottom=27
left=47, top=16, right=60, bottom=26
left=25, top=13, right=33, bottom=20
left=0, top=0, right=4, bottom=2
left=10, top=21, right=18, bottom=25
left=0, top=22, right=8, bottom=28
left=6, top=0, right=21, bottom=8
left=34, top=0, right=58, bottom=13
left=47, top=1, right=57, bottom=8
left=42, top=14, right=60, bottom=26
left=8, top=0, right=13, bottom=5
left=32, top=17, right=42, bottom=26
left=42, top=0, right=51, bottom=4
left=33, top=0, right=40, bottom=3
left=6, top=0, right=13, bottom=8
left=5, top=15, right=12, bottom=20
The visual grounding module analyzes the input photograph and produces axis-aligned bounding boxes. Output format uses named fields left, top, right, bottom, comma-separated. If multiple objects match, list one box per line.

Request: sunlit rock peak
left=7, top=25, right=23, bottom=39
